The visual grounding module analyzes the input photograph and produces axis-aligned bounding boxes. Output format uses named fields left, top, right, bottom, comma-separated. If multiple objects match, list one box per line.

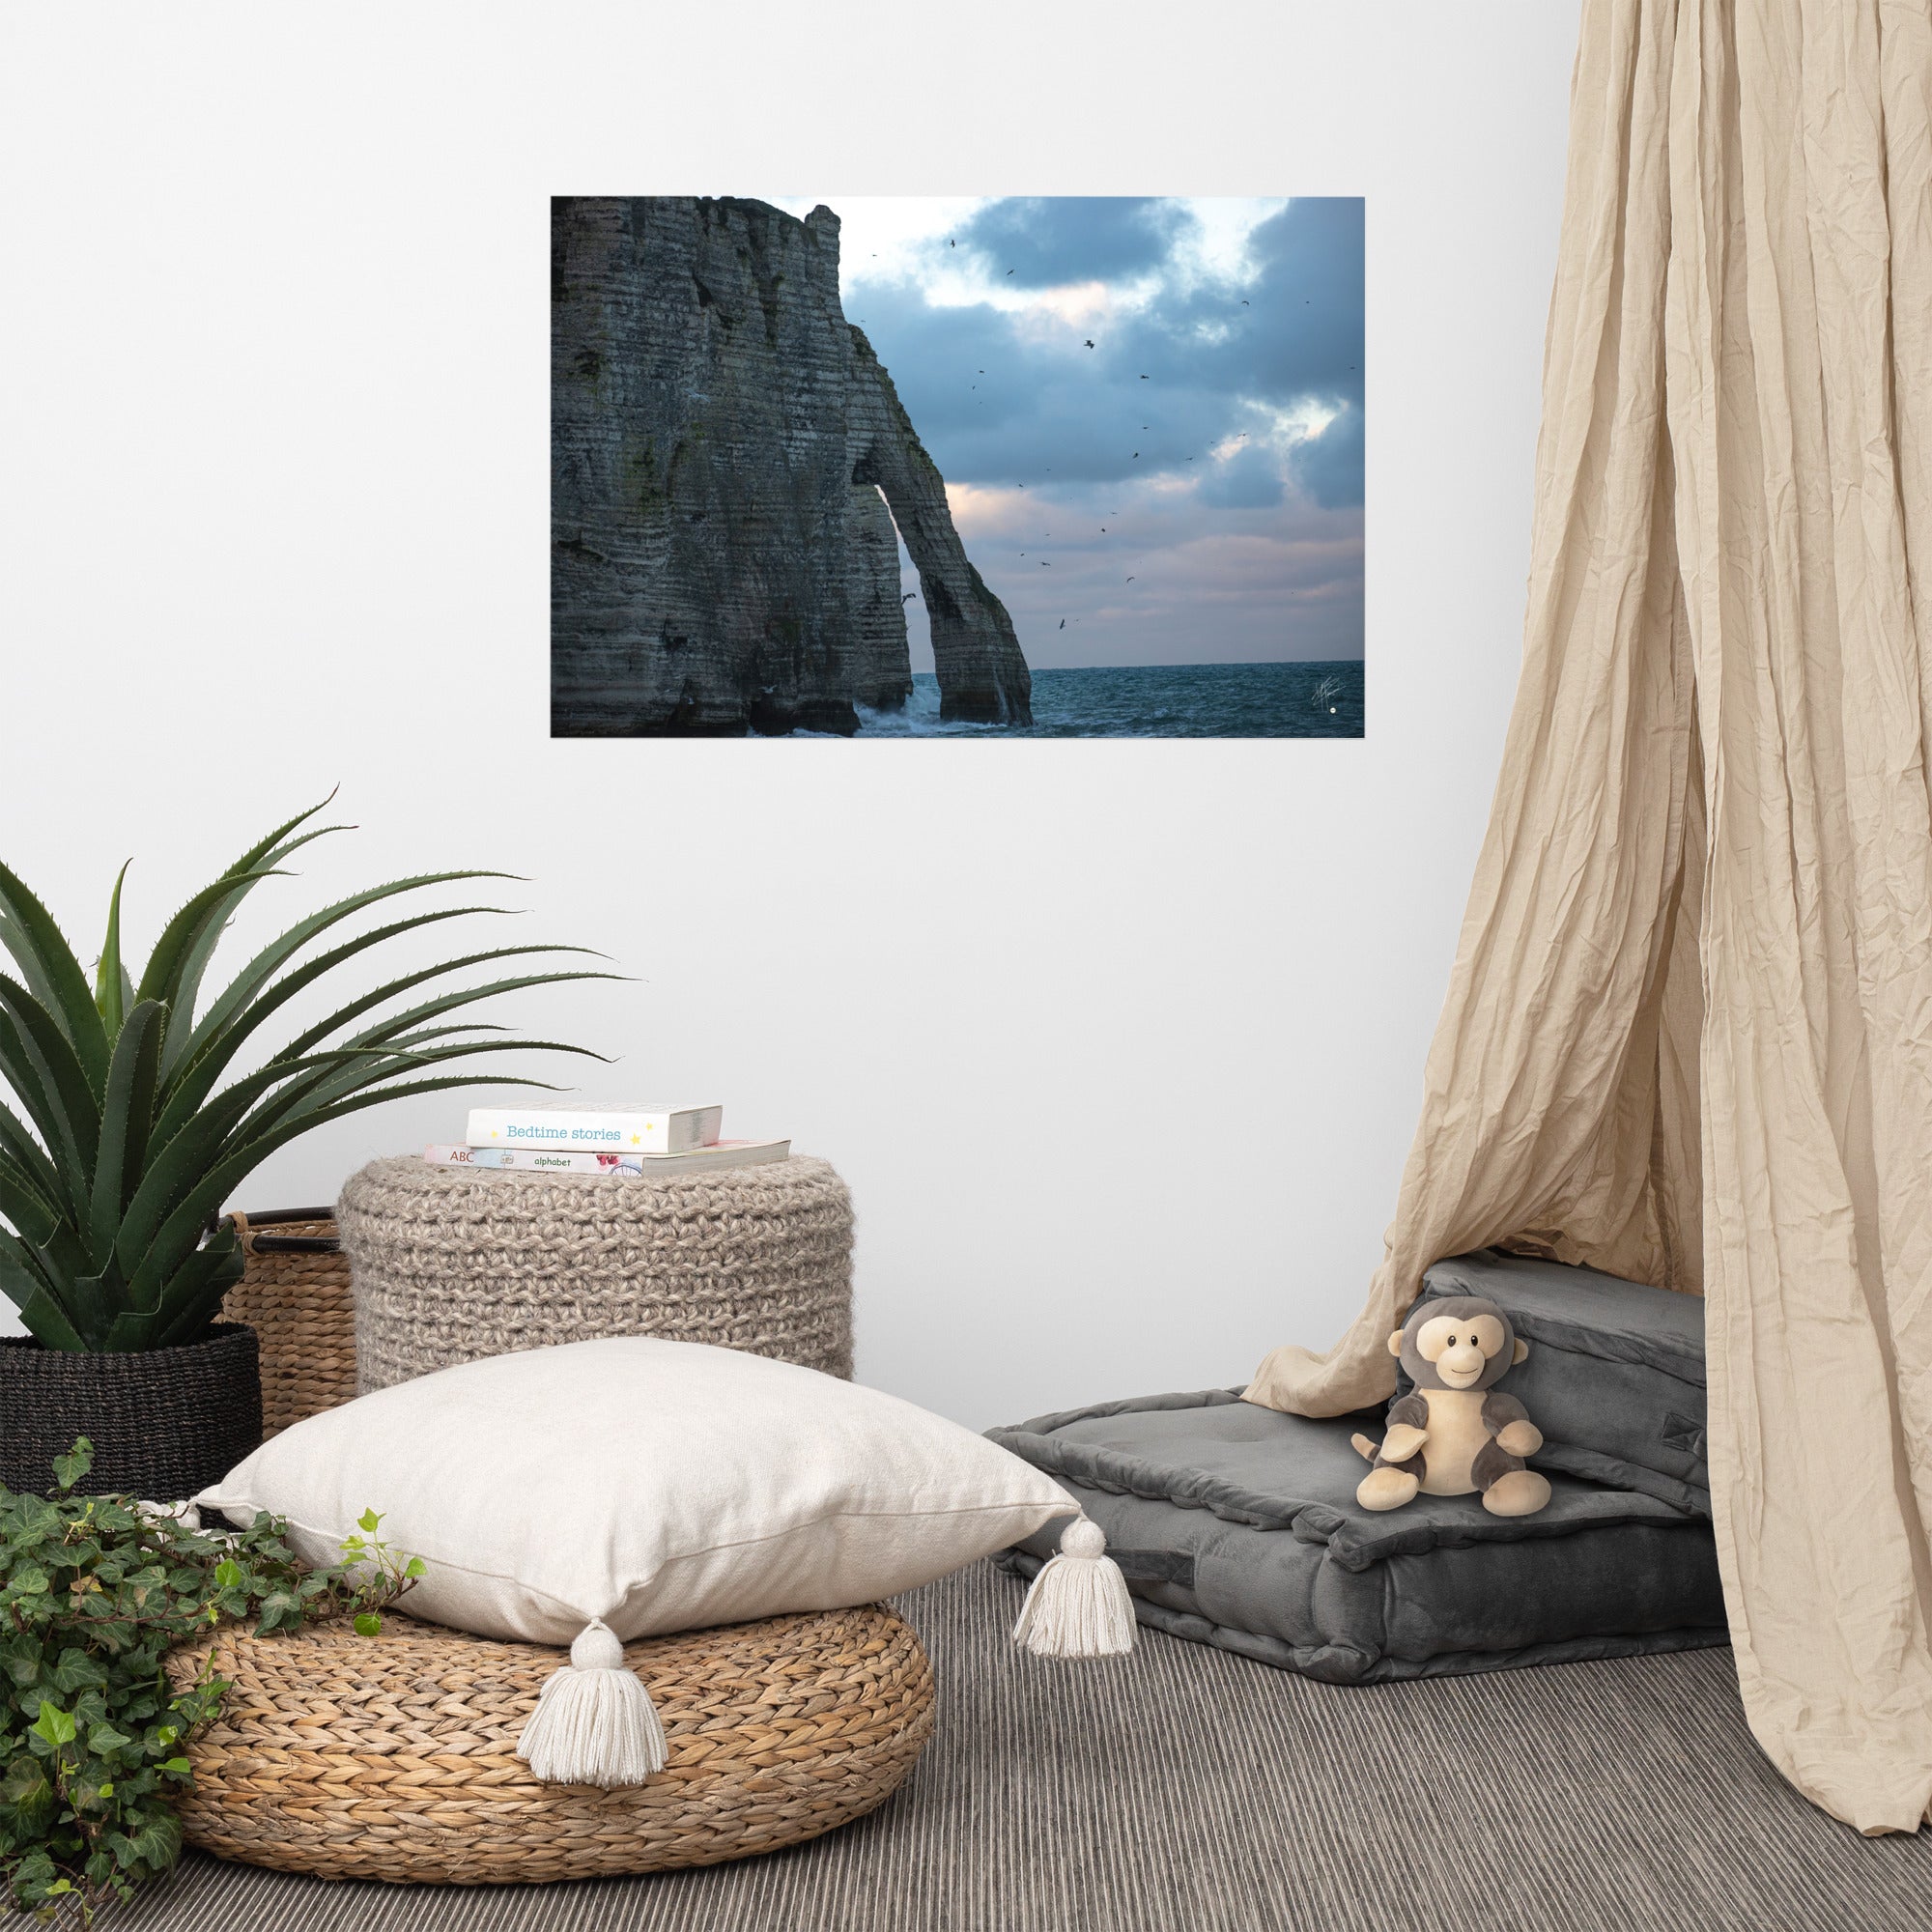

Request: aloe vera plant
left=0, top=800, right=611, bottom=1352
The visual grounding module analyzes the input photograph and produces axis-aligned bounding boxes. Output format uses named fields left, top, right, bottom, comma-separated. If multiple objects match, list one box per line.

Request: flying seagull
left=1126, top=576, right=1136, bottom=582
left=1059, top=618, right=1066, bottom=630
left=901, top=592, right=918, bottom=602
left=1084, top=339, right=1094, bottom=349
left=1007, top=269, right=1015, bottom=275
left=1132, top=451, right=1139, bottom=459
left=1140, top=374, right=1149, bottom=380
left=950, top=239, right=955, bottom=247
left=1241, top=299, right=1250, bottom=306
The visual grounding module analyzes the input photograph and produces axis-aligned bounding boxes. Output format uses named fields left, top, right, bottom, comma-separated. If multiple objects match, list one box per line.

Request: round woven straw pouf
left=337, top=1153, right=854, bottom=1391
left=168, top=1602, right=933, bottom=1884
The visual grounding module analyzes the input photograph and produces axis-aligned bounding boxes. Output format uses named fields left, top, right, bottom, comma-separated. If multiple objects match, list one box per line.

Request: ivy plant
left=0, top=1440, right=419, bottom=1923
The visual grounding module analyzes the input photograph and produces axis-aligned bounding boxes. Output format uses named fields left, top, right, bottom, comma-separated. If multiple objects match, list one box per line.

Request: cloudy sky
left=767, top=195, right=1363, bottom=673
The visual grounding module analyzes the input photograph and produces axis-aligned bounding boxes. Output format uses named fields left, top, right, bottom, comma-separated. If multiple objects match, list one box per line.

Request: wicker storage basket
left=168, top=1602, right=933, bottom=1883
left=220, top=1208, right=357, bottom=1437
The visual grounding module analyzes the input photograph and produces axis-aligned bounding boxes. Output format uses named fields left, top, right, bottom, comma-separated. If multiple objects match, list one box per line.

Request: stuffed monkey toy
left=1350, top=1294, right=1551, bottom=1517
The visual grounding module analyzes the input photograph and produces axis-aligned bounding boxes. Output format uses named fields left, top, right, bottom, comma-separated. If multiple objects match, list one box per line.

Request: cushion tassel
left=516, top=1619, right=668, bottom=1785
left=1011, top=1517, right=1136, bottom=1658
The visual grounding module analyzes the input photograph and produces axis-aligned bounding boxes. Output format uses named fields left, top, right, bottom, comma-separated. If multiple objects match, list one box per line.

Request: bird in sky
left=1040, top=560, right=1050, bottom=566
left=1007, top=268, right=1015, bottom=275
left=1132, top=451, right=1139, bottom=459
left=1241, top=298, right=1250, bottom=306
left=1140, top=374, right=1149, bottom=380
left=1126, top=576, right=1136, bottom=582
left=1059, top=618, right=1066, bottom=630
left=950, top=238, right=955, bottom=247
left=901, top=591, right=918, bottom=602
left=1084, top=339, right=1094, bottom=349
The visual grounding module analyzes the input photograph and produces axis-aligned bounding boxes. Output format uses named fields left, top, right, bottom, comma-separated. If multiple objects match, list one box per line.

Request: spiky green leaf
left=0, top=861, right=110, bottom=1093
left=93, top=859, right=133, bottom=1038
left=153, top=797, right=348, bottom=1077
left=89, top=1000, right=165, bottom=1269
left=0, top=973, right=100, bottom=1194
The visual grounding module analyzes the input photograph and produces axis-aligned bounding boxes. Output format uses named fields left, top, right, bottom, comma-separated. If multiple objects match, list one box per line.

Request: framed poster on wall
left=553, top=195, right=1363, bottom=738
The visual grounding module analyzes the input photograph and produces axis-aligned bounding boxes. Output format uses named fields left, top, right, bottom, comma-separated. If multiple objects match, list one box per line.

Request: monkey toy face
left=1387, top=1293, right=1527, bottom=1392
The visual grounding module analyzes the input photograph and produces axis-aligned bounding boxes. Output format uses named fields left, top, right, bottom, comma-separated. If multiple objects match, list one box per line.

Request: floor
left=128, top=1560, right=1932, bottom=1932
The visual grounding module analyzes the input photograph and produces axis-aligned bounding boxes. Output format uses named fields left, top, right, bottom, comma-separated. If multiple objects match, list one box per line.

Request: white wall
left=0, top=2, right=1578, bottom=1428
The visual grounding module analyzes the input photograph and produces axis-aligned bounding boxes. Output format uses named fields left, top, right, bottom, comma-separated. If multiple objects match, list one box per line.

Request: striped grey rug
left=128, top=1561, right=1930, bottom=1932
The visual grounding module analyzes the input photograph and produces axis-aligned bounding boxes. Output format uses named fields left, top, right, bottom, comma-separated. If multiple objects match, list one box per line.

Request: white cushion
left=196, top=1338, right=1077, bottom=1645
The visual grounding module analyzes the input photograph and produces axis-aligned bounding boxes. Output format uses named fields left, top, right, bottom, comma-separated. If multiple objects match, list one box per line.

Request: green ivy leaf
left=356, top=1507, right=383, bottom=1534
left=352, top=1611, right=382, bottom=1637
left=31, top=1701, right=76, bottom=1748
left=49, top=1646, right=108, bottom=1694
left=156, top=1757, right=192, bottom=1776
left=49, top=1437, right=94, bottom=1493
left=211, top=1557, right=243, bottom=1589
left=404, top=1556, right=426, bottom=1579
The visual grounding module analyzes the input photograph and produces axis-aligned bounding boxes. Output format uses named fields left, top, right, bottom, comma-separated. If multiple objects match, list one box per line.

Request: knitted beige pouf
left=336, top=1155, right=853, bottom=1392
left=168, top=1603, right=933, bottom=1883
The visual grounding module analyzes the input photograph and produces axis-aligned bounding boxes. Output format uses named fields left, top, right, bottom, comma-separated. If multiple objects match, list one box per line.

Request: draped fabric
left=1247, top=0, right=1932, bottom=1833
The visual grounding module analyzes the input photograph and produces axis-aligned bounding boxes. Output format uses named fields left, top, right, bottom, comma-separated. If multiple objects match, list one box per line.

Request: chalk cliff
left=552, top=196, right=1031, bottom=734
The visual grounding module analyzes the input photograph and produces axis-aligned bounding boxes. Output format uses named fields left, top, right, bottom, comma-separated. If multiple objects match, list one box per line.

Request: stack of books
left=424, top=1104, right=789, bottom=1177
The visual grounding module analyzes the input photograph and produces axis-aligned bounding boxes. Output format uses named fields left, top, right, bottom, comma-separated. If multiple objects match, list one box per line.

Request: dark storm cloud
left=858, top=197, right=1363, bottom=508
left=953, top=196, right=1189, bottom=288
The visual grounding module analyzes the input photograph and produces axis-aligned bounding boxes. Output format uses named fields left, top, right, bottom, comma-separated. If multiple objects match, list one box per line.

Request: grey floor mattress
left=990, top=1390, right=1725, bottom=1683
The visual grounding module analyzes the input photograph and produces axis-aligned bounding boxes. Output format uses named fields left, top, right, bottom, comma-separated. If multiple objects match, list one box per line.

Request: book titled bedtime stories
left=464, top=1103, right=724, bottom=1152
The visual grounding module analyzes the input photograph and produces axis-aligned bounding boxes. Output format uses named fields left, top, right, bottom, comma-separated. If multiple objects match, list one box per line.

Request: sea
left=845, top=660, right=1364, bottom=739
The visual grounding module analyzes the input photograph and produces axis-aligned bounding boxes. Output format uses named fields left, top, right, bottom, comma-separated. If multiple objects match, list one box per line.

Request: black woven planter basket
left=0, top=1323, right=263, bottom=1501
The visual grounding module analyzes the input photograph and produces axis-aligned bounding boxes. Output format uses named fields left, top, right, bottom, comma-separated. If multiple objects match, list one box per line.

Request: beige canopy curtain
left=1248, top=0, right=1932, bottom=1835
